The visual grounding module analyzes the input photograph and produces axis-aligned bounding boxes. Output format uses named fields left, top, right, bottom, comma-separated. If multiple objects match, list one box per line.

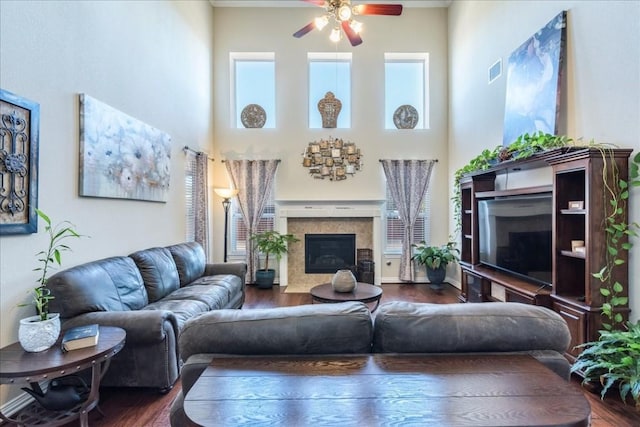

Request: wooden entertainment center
left=458, top=147, right=632, bottom=361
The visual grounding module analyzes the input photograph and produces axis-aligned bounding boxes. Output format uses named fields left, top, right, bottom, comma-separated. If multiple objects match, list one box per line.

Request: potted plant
left=249, top=230, right=299, bottom=289
left=18, top=209, right=83, bottom=352
left=411, top=241, right=459, bottom=290
left=571, top=321, right=640, bottom=409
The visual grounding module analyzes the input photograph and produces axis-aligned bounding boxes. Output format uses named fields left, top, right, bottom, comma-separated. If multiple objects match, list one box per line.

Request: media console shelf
left=458, top=147, right=632, bottom=362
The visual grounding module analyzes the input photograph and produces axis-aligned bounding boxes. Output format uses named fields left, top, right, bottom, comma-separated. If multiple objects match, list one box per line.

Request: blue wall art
left=502, top=11, right=566, bottom=146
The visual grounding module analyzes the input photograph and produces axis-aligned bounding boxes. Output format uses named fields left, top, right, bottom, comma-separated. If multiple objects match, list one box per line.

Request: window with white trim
left=308, top=52, right=352, bottom=128
left=229, top=189, right=275, bottom=256
left=384, top=53, right=429, bottom=130
left=384, top=184, right=431, bottom=254
left=230, top=52, right=275, bottom=128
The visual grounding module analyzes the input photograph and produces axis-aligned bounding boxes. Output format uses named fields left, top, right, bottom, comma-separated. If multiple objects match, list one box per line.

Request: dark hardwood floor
left=58, top=284, right=639, bottom=426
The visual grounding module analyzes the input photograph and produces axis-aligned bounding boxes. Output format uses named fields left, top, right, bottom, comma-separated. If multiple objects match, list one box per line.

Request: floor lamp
left=214, top=188, right=239, bottom=263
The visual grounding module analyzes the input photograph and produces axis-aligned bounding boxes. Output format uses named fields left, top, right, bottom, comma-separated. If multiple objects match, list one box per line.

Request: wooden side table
left=310, top=282, right=383, bottom=311
left=0, top=326, right=126, bottom=427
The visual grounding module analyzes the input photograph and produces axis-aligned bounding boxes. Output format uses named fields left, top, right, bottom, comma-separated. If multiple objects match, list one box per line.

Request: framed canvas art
left=79, top=94, right=171, bottom=202
left=0, top=89, right=39, bottom=235
left=502, top=11, right=567, bottom=146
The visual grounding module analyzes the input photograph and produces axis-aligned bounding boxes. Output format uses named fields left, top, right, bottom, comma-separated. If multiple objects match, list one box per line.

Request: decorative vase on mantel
left=19, top=313, right=61, bottom=352
left=332, top=269, right=357, bottom=293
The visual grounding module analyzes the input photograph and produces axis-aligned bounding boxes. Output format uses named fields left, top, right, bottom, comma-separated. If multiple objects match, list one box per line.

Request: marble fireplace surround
left=276, top=200, right=384, bottom=288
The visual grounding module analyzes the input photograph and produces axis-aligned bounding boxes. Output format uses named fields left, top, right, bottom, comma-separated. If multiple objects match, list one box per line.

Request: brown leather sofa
left=47, top=242, right=246, bottom=392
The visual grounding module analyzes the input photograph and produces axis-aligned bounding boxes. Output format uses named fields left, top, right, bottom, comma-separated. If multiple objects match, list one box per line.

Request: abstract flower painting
left=79, top=94, right=171, bottom=202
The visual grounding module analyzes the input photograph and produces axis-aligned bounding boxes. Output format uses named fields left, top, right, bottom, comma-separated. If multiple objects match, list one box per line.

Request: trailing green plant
left=452, top=132, right=575, bottom=233
left=411, top=241, right=460, bottom=270
left=22, top=209, right=83, bottom=321
left=592, top=148, right=640, bottom=330
left=571, top=321, right=640, bottom=409
left=249, top=230, right=299, bottom=271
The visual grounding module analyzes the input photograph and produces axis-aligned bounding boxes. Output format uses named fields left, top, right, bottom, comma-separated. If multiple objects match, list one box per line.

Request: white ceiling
left=209, top=1, right=452, bottom=8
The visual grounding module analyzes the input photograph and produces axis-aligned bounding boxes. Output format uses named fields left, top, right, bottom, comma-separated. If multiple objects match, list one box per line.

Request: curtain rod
left=220, top=159, right=281, bottom=163
left=378, top=159, right=439, bottom=162
left=183, top=146, right=214, bottom=161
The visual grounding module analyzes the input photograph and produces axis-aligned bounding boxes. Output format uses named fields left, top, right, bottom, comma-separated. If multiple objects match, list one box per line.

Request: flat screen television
left=477, top=193, right=553, bottom=286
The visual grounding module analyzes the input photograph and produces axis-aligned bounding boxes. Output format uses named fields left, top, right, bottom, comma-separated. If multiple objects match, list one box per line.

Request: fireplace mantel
left=276, top=200, right=384, bottom=287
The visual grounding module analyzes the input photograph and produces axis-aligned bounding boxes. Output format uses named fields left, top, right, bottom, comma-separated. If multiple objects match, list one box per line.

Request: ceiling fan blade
left=302, top=0, right=326, bottom=6
left=341, top=21, right=363, bottom=47
left=293, top=22, right=316, bottom=38
left=355, top=4, right=403, bottom=16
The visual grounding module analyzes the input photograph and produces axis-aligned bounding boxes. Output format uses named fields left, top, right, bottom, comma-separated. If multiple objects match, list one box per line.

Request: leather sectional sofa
left=169, top=300, right=572, bottom=426
left=47, top=242, right=246, bottom=392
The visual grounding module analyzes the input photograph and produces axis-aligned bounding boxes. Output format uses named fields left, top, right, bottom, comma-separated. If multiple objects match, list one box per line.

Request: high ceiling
left=209, top=1, right=452, bottom=7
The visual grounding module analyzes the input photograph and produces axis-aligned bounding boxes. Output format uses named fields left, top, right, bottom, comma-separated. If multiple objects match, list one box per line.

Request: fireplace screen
left=305, top=233, right=356, bottom=274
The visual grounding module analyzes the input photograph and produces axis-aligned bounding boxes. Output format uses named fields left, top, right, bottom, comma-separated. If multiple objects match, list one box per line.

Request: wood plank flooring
left=58, top=284, right=639, bottom=427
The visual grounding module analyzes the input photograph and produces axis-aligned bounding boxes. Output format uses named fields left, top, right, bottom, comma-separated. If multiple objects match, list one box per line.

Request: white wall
left=0, top=0, right=214, bottom=391
left=209, top=7, right=451, bottom=280
left=448, top=1, right=640, bottom=321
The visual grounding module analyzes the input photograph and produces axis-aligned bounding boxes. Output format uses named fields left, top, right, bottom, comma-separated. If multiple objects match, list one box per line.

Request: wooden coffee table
left=0, top=326, right=126, bottom=427
left=310, top=282, right=383, bottom=311
left=183, top=354, right=591, bottom=426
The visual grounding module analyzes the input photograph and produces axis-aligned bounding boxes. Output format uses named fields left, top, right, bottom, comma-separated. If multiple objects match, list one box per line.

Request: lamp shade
left=214, top=188, right=239, bottom=199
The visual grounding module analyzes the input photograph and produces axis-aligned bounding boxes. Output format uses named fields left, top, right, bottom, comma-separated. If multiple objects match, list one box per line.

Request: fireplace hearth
left=305, top=233, right=356, bottom=274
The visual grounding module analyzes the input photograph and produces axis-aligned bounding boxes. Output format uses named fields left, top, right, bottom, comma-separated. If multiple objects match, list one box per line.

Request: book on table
left=61, top=324, right=99, bottom=352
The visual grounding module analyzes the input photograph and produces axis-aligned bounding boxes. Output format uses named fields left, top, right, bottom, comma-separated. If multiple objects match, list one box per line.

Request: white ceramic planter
left=19, top=313, right=61, bottom=352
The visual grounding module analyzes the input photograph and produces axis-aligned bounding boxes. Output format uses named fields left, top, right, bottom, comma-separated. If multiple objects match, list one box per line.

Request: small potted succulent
left=411, top=241, right=460, bottom=290
left=18, top=209, right=83, bottom=352
left=249, top=230, right=298, bottom=289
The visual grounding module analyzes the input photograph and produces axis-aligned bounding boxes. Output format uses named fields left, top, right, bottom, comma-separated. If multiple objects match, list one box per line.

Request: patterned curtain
left=194, top=152, right=210, bottom=259
left=225, top=160, right=280, bottom=283
left=380, top=159, right=436, bottom=282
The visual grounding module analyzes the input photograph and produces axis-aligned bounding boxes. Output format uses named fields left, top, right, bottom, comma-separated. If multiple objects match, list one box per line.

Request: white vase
left=332, top=269, right=357, bottom=293
left=19, top=313, right=61, bottom=352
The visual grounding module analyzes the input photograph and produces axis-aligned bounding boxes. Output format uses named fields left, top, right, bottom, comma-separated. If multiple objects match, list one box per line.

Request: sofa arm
left=203, top=262, right=247, bottom=281
left=61, top=310, right=178, bottom=345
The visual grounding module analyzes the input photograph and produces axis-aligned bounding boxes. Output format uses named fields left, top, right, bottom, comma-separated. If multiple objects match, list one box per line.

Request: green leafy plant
left=26, top=209, right=83, bottom=321
left=592, top=148, right=640, bottom=330
left=452, top=132, right=575, bottom=233
left=411, top=241, right=460, bottom=270
left=571, top=321, right=640, bottom=409
left=249, top=230, right=299, bottom=271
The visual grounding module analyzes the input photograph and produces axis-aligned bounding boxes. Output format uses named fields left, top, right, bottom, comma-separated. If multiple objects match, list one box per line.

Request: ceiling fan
left=293, top=0, right=403, bottom=47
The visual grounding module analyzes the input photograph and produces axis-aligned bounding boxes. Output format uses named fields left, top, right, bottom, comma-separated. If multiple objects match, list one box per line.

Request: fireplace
left=305, top=233, right=356, bottom=274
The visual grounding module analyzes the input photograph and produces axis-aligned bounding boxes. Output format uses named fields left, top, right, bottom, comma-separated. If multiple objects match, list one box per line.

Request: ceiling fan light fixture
left=315, top=15, right=329, bottom=30
left=349, top=19, right=363, bottom=34
left=330, top=27, right=342, bottom=42
left=337, top=4, right=352, bottom=21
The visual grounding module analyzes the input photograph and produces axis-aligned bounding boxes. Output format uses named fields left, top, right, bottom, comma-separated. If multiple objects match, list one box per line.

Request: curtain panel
left=380, top=159, right=436, bottom=281
left=194, top=152, right=210, bottom=259
left=225, top=159, right=280, bottom=283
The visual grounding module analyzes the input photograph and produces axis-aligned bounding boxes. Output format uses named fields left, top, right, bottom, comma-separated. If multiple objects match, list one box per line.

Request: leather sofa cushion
left=144, top=299, right=209, bottom=331
left=372, top=301, right=571, bottom=354
left=179, top=302, right=373, bottom=361
left=158, top=284, right=230, bottom=310
left=187, top=275, right=243, bottom=304
left=48, top=257, right=149, bottom=318
left=167, top=242, right=206, bottom=286
left=129, top=247, right=180, bottom=302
